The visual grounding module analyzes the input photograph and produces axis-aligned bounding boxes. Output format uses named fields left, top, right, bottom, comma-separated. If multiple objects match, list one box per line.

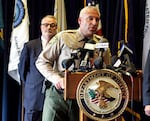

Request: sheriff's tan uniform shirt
left=36, top=29, right=111, bottom=85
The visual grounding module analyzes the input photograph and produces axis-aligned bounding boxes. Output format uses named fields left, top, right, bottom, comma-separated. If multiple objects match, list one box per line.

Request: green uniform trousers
left=42, top=85, right=79, bottom=121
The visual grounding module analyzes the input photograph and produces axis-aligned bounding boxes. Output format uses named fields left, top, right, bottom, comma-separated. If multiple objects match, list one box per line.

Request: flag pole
left=84, top=0, right=86, bottom=7
left=124, top=0, right=129, bottom=43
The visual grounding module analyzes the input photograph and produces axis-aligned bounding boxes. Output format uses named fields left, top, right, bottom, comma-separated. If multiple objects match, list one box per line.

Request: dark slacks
left=24, top=109, right=42, bottom=121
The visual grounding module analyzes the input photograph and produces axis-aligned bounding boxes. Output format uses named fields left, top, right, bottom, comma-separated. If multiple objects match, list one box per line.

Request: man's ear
left=78, top=17, right=81, bottom=25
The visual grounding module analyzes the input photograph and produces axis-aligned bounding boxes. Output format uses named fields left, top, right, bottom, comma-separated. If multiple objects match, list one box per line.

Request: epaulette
left=93, top=34, right=108, bottom=43
left=93, top=34, right=103, bottom=43
left=94, top=34, right=103, bottom=40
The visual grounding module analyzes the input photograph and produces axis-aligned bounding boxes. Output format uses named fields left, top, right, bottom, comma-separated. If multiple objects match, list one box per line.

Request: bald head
left=79, top=6, right=100, bottom=18
left=78, top=6, right=100, bottom=37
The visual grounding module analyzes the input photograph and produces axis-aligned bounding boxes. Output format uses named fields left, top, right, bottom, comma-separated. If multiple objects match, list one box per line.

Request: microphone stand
left=122, top=71, right=135, bottom=121
left=126, top=72, right=134, bottom=121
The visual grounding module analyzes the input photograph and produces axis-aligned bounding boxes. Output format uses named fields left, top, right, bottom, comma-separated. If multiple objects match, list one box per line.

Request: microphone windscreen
left=94, top=56, right=103, bottom=69
left=126, top=62, right=137, bottom=76
left=62, top=59, right=73, bottom=69
left=111, top=55, right=118, bottom=65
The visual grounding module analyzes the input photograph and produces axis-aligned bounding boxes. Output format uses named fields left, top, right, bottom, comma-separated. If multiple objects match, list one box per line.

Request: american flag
left=88, top=89, right=114, bottom=105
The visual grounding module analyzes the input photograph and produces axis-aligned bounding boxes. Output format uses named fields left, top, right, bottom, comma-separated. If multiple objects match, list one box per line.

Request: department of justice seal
left=76, top=69, right=129, bottom=121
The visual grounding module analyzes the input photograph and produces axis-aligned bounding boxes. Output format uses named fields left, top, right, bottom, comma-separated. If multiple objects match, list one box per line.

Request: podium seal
left=76, top=69, right=129, bottom=121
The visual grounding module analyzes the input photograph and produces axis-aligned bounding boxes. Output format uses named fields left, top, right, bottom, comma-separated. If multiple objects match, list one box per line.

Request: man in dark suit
left=18, top=15, right=57, bottom=121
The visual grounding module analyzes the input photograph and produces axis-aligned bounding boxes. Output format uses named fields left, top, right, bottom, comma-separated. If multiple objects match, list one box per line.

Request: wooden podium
left=64, top=70, right=142, bottom=121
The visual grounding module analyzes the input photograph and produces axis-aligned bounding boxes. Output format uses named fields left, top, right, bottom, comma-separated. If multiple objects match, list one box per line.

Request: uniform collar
left=78, top=28, right=95, bottom=41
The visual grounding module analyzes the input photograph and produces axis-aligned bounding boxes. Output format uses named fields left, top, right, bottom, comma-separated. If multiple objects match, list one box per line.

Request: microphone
left=111, top=55, right=118, bottom=66
left=110, top=43, right=136, bottom=76
left=106, top=64, right=130, bottom=76
left=62, top=49, right=81, bottom=70
left=62, top=59, right=74, bottom=69
left=94, top=38, right=109, bottom=69
left=119, top=43, right=136, bottom=75
left=125, top=61, right=136, bottom=76
left=93, top=49, right=104, bottom=69
left=112, top=43, right=133, bottom=68
left=112, top=57, right=122, bottom=68
left=79, top=39, right=95, bottom=71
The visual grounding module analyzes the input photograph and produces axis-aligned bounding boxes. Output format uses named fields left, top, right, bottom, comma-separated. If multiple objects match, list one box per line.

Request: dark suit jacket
left=18, top=38, right=45, bottom=110
left=143, top=49, right=150, bottom=106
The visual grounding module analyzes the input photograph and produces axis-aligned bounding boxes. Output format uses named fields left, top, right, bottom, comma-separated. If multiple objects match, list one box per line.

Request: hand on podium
left=54, top=77, right=65, bottom=90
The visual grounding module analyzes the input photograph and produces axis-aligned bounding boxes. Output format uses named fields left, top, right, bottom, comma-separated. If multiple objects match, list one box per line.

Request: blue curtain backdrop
left=0, top=0, right=147, bottom=121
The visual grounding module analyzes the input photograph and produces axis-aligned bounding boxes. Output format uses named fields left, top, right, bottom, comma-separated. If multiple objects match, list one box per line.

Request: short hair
left=79, top=6, right=100, bottom=18
left=41, top=15, right=57, bottom=24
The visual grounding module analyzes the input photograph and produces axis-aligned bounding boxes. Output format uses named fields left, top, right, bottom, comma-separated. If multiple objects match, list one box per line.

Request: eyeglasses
left=41, top=23, right=57, bottom=28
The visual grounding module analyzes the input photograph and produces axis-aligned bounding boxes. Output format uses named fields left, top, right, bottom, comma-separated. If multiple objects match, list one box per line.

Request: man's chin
left=89, top=29, right=96, bottom=33
left=90, top=31, right=97, bottom=35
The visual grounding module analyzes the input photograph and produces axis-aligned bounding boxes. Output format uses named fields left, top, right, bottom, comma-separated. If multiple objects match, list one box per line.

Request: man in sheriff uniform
left=36, top=6, right=111, bottom=121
